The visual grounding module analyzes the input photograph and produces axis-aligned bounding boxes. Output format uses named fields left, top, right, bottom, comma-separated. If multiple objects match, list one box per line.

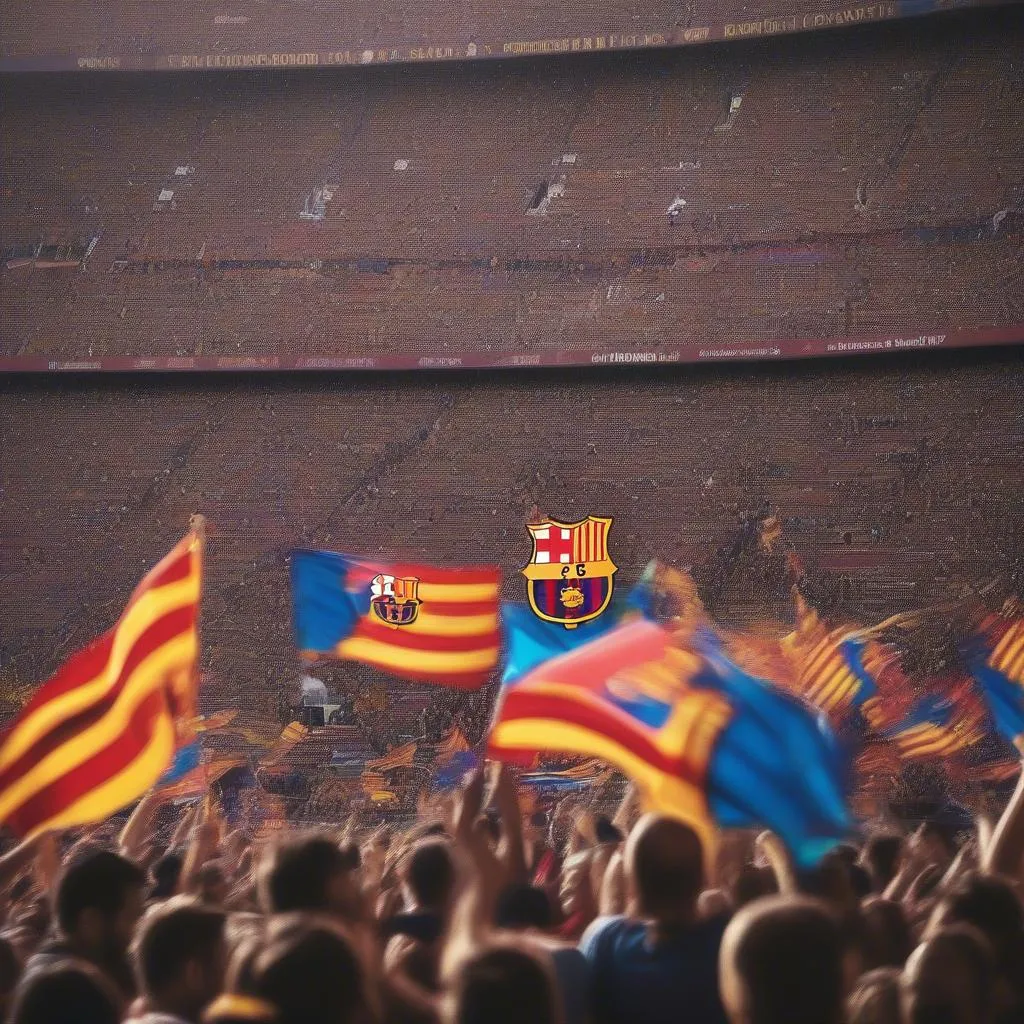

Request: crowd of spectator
left=0, top=758, right=1022, bottom=1024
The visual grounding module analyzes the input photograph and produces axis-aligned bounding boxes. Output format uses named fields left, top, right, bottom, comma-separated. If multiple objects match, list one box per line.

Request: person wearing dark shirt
left=580, top=814, right=728, bottom=1024
left=720, top=894, right=845, bottom=1024
left=24, top=849, right=145, bottom=1002
left=384, top=838, right=457, bottom=991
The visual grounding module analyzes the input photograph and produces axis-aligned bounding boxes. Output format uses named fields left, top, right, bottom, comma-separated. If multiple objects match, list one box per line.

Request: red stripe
left=0, top=605, right=196, bottom=792
left=124, top=548, right=194, bottom=608
left=359, top=564, right=499, bottom=586
left=495, top=688, right=697, bottom=782
left=415, top=600, right=497, bottom=617
left=12, top=631, right=118, bottom=723
left=4, top=688, right=169, bottom=836
left=357, top=659, right=492, bottom=690
left=14, top=555, right=195, bottom=712
left=351, top=619, right=500, bottom=653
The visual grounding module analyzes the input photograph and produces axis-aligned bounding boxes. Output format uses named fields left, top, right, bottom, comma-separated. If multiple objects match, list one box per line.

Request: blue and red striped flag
left=291, top=550, right=501, bottom=689
left=489, top=618, right=852, bottom=867
left=0, top=529, right=202, bottom=837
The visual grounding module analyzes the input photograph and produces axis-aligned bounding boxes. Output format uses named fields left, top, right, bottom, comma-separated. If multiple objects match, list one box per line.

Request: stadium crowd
left=0, top=760, right=1021, bottom=1024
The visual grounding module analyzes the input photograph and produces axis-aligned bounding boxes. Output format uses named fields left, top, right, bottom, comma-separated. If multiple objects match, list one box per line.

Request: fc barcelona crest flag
left=521, top=516, right=617, bottom=629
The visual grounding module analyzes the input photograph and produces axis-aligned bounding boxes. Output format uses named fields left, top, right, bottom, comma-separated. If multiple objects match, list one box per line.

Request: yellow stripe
left=899, top=733, right=957, bottom=759
left=802, top=636, right=838, bottom=682
left=25, top=710, right=175, bottom=838
left=993, top=630, right=1023, bottom=671
left=991, top=624, right=1021, bottom=666
left=335, top=636, right=498, bottom=675
left=820, top=675, right=856, bottom=712
left=415, top=581, right=498, bottom=603
left=807, top=656, right=853, bottom=708
left=0, top=633, right=196, bottom=822
left=654, top=691, right=731, bottom=768
left=493, top=717, right=680, bottom=796
left=491, top=716, right=715, bottom=851
left=0, top=566, right=199, bottom=772
left=1003, top=636, right=1024, bottom=684
left=393, top=610, right=498, bottom=638
left=496, top=676, right=730, bottom=780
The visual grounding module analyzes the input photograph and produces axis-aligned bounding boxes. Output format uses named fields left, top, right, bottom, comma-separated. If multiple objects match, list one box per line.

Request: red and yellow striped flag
left=0, top=529, right=202, bottom=837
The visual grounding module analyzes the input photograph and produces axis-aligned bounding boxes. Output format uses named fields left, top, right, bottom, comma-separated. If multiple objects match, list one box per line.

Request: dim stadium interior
left=0, top=4, right=1023, bottom=1022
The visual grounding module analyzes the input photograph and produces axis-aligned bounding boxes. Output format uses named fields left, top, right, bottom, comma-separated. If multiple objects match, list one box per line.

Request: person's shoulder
left=579, top=914, right=638, bottom=957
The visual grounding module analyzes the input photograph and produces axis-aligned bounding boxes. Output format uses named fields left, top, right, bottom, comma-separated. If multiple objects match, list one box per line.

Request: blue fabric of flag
left=694, top=628, right=852, bottom=868
left=501, top=603, right=618, bottom=684
left=291, top=550, right=362, bottom=652
left=159, top=740, right=202, bottom=785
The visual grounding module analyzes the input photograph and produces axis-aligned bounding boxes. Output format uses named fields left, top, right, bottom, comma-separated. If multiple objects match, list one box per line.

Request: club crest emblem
left=521, top=516, right=617, bottom=628
left=370, top=574, right=421, bottom=626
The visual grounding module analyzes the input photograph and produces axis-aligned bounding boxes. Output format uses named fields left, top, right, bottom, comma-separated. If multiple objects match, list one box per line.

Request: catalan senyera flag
left=0, top=530, right=202, bottom=837
left=964, top=608, right=1024, bottom=753
left=365, top=739, right=418, bottom=773
left=261, top=721, right=310, bottom=766
left=880, top=691, right=986, bottom=760
left=781, top=593, right=885, bottom=717
left=291, top=550, right=501, bottom=689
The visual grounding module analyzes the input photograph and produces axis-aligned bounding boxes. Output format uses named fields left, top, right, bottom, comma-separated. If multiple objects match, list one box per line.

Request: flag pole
left=187, top=515, right=213, bottom=809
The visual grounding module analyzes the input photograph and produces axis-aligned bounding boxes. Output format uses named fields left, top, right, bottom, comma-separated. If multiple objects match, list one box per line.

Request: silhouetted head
left=9, top=961, right=123, bottom=1024
left=259, top=834, right=362, bottom=923
left=495, top=884, right=553, bottom=931
left=861, top=835, right=903, bottom=892
left=447, top=941, right=559, bottom=1024
left=133, top=897, right=227, bottom=1021
left=902, top=924, right=995, bottom=1024
left=847, top=967, right=901, bottom=1024
left=251, top=917, right=373, bottom=1024
left=625, top=815, right=704, bottom=925
left=56, top=849, right=146, bottom=959
left=926, top=872, right=1023, bottom=979
left=860, top=898, right=913, bottom=970
left=400, top=839, right=456, bottom=914
left=150, top=849, right=185, bottom=900
left=720, top=895, right=845, bottom=1024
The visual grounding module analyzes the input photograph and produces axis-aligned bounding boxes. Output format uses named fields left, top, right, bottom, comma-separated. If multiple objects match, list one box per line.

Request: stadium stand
left=1, top=9, right=1021, bottom=364
left=1, top=349, right=1021, bottom=745
left=1, top=0, right=1014, bottom=71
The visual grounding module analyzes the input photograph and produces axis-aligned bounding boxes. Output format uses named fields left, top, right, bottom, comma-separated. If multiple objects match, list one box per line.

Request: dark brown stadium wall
left=0, top=0, right=1017, bottom=73
left=2, top=8, right=1022, bottom=373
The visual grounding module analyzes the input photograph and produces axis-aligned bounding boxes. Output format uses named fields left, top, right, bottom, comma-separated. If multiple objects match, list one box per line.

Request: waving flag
left=262, top=722, right=310, bottom=766
left=159, top=739, right=202, bottom=785
left=0, top=528, right=202, bottom=837
left=490, top=619, right=728, bottom=851
left=871, top=682, right=986, bottom=760
left=502, top=602, right=617, bottom=684
left=365, top=740, right=418, bottom=772
left=696, top=629, right=852, bottom=866
left=781, top=594, right=882, bottom=715
left=489, top=617, right=851, bottom=867
left=521, top=759, right=612, bottom=789
left=964, top=609, right=1024, bottom=752
left=159, top=757, right=246, bottom=802
left=292, top=550, right=500, bottom=689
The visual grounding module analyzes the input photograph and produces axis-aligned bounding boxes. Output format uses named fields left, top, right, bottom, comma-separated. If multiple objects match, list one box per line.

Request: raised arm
left=493, top=763, right=527, bottom=884
left=983, top=760, right=1024, bottom=878
left=119, top=789, right=164, bottom=862
left=755, top=830, right=798, bottom=895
